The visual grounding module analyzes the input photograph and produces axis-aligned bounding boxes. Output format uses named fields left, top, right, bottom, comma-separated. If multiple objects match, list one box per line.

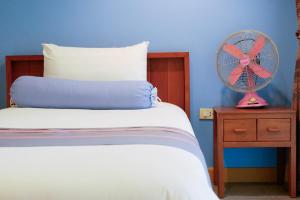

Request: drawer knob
left=233, top=128, right=247, bottom=133
left=267, top=128, right=280, bottom=132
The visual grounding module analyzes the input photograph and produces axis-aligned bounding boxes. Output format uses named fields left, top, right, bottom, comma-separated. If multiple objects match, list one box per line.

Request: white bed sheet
left=0, top=103, right=218, bottom=200
left=0, top=102, right=194, bottom=135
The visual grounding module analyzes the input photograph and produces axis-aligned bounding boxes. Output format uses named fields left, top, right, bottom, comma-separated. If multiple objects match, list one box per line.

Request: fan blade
left=249, top=35, right=265, bottom=56
left=223, top=44, right=244, bottom=59
left=249, top=63, right=272, bottom=78
left=228, top=64, right=244, bottom=85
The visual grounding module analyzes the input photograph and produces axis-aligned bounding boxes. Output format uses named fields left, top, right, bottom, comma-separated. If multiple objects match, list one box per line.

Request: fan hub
left=240, top=55, right=250, bottom=66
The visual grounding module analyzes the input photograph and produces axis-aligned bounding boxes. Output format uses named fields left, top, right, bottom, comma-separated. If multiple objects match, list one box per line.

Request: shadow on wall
left=262, top=84, right=290, bottom=106
left=220, top=87, right=242, bottom=107
left=220, top=84, right=290, bottom=107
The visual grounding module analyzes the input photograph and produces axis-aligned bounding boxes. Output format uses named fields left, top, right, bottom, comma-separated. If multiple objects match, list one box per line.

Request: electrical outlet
left=199, top=108, right=214, bottom=120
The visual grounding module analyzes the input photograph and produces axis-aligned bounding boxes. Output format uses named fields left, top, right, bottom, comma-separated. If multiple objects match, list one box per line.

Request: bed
left=0, top=52, right=218, bottom=200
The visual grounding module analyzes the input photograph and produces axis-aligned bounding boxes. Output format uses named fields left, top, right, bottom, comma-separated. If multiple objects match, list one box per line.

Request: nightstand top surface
left=214, top=107, right=295, bottom=114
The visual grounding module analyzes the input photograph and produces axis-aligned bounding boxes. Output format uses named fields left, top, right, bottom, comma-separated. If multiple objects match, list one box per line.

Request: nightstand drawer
left=257, top=119, right=290, bottom=141
left=223, top=119, right=256, bottom=141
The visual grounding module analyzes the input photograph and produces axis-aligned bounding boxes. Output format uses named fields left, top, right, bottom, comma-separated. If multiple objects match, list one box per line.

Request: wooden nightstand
left=213, top=107, right=296, bottom=198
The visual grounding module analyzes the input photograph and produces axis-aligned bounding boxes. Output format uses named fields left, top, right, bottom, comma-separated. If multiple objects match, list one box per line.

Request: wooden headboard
left=6, top=52, right=190, bottom=117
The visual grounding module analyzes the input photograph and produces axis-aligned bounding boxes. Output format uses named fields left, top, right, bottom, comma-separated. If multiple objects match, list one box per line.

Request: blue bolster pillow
left=11, top=76, right=157, bottom=109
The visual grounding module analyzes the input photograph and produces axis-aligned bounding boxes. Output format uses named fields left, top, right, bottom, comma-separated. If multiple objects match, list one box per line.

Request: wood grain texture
left=223, top=142, right=291, bottom=148
left=257, top=119, right=291, bottom=141
left=147, top=52, right=190, bottom=117
left=214, top=107, right=296, bottom=198
left=223, top=119, right=256, bottom=142
left=214, top=107, right=295, bottom=114
left=6, top=53, right=190, bottom=117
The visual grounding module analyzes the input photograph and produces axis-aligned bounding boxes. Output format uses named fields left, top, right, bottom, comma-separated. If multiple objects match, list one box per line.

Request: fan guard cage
left=216, top=30, right=279, bottom=93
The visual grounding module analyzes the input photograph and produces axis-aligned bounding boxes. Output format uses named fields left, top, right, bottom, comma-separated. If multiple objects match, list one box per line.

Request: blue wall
left=0, top=0, right=297, bottom=167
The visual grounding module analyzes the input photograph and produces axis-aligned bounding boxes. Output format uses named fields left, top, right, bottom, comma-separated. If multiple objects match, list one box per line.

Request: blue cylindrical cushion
left=11, top=76, right=157, bottom=109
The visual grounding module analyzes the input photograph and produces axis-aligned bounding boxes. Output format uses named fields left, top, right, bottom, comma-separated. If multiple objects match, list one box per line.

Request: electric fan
left=216, top=30, right=279, bottom=108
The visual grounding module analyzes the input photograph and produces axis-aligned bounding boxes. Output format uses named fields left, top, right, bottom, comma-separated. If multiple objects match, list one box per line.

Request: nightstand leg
left=289, top=146, right=296, bottom=198
left=217, top=144, right=224, bottom=198
left=213, top=142, right=218, bottom=185
left=213, top=117, right=218, bottom=185
left=213, top=148, right=218, bottom=185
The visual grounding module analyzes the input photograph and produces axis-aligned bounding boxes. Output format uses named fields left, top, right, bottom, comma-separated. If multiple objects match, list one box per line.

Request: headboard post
left=6, top=52, right=190, bottom=117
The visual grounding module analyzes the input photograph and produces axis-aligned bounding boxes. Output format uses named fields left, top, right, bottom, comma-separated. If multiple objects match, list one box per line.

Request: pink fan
left=217, top=30, right=279, bottom=108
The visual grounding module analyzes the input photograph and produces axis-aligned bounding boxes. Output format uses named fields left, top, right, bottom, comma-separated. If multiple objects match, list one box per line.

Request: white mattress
left=0, top=103, right=218, bottom=200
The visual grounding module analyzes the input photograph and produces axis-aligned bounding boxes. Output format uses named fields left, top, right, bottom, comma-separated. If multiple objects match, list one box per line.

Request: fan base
left=236, top=92, right=268, bottom=108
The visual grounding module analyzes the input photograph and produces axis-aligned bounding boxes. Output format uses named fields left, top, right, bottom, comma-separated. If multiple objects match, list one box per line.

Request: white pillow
left=42, top=42, right=149, bottom=81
